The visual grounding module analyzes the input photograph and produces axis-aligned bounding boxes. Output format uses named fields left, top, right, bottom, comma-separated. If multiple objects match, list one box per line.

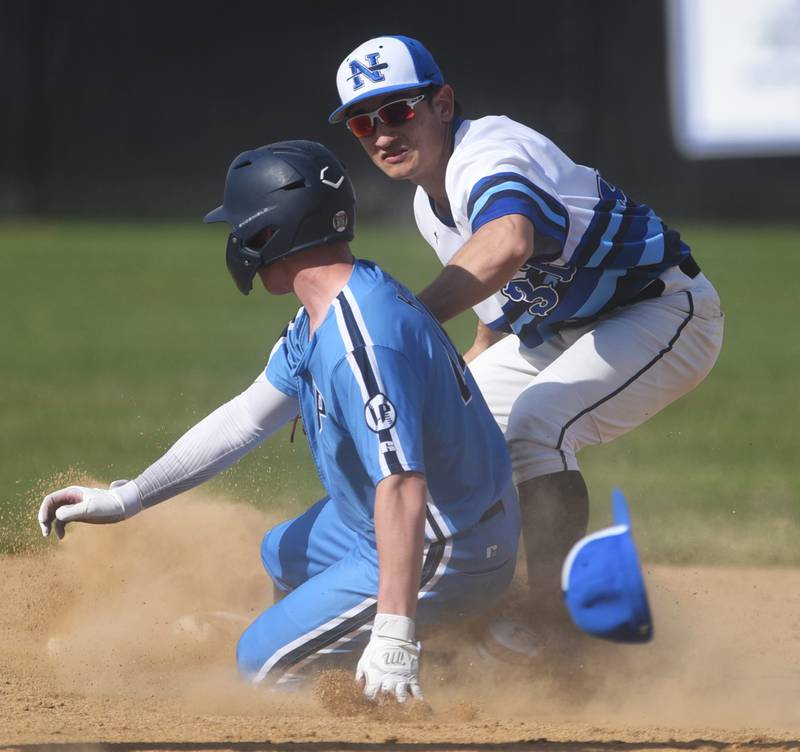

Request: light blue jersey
left=236, top=259, right=519, bottom=685
left=265, top=259, right=511, bottom=540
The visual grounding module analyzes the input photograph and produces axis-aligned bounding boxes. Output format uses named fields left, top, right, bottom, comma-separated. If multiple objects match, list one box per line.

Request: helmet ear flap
left=226, top=226, right=288, bottom=296
left=225, top=234, right=257, bottom=295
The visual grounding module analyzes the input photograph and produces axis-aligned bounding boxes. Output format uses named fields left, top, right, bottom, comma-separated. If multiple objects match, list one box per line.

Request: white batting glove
left=356, top=613, right=423, bottom=703
left=38, top=480, right=142, bottom=539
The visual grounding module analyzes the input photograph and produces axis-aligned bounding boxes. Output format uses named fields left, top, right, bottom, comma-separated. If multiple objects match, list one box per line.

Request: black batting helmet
left=204, top=140, right=356, bottom=295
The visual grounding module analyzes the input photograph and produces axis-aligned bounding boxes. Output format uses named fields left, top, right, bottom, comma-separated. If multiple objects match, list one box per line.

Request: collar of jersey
left=290, top=259, right=372, bottom=376
left=425, top=117, right=468, bottom=229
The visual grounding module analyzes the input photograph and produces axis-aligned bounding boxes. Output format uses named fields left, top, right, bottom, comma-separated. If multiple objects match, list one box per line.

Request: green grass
left=1, top=220, right=798, bottom=564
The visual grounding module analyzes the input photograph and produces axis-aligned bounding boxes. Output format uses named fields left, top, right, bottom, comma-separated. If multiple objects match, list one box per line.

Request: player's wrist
left=109, top=479, right=143, bottom=518
left=372, top=613, right=416, bottom=643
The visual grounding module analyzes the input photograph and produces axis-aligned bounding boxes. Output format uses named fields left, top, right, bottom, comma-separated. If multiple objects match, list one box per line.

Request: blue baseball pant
left=236, top=483, right=520, bottom=686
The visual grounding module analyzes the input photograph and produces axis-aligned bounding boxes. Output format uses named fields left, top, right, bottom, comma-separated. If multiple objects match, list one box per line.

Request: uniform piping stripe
left=252, top=595, right=377, bottom=683
left=254, top=516, right=449, bottom=685
left=335, top=287, right=413, bottom=474
left=333, top=299, right=393, bottom=476
left=556, top=291, right=695, bottom=453
left=424, top=490, right=453, bottom=539
left=275, top=623, right=373, bottom=686
left=420, top=507, right=452, bottom=594
left=350, top=347, right=404, bottom=475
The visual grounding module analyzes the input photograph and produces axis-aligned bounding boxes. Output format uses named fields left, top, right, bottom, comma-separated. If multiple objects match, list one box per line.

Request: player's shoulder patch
left=364, top=393, right=397, bottom=433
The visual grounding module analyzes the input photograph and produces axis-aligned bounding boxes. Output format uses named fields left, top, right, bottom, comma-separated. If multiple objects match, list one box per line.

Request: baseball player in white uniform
left=328, top=36, right=724, bottom=648
left=37, top=140, right=520, bottom=701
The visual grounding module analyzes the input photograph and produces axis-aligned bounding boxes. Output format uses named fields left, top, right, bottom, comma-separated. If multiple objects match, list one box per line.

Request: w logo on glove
left=356, top=614, right=423, bottom=703
left=381, top=648, right=416, bottom=669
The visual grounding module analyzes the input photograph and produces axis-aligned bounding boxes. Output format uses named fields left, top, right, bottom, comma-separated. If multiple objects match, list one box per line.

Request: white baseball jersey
left=414, top=116, right=693, bottom=348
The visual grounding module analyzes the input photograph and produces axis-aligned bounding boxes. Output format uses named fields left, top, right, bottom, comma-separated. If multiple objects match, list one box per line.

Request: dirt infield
left=2, top=492, right=799, bottom=751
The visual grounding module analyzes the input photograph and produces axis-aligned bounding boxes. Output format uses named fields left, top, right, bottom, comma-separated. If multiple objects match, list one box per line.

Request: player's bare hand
left=355, top=614, right=423, bottom=704
left=38, top=482, right=140, bottom=539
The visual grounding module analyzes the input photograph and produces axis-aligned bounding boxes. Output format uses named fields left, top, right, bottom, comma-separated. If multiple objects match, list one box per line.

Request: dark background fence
left=2, top=0, right=798, bottom=221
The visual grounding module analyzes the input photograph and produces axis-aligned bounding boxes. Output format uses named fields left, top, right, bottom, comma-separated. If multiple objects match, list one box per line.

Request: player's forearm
left=132, top=399, right=264, bottom=509
left=374, top=472, right=427, bottom=617
left=134, top=377, right=298, bottom=508
left=417, top=214, right=533, bottom=323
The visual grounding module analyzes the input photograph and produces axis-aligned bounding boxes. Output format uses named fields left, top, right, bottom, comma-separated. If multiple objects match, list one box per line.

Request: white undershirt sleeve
left=122, top=373, right=298, bottom=510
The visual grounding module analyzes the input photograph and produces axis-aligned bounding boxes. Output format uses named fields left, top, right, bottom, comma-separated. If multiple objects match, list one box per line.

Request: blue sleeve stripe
left=469, top=180, right=567, bottom=232
left=467, top=172, right=565, bottom=216
left=471, top=193, right=567, bottom=246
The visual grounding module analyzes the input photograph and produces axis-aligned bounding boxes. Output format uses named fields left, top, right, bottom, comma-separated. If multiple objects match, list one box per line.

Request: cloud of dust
left=427, top=564, right=800, bottom=732
left=9, top=479, right=800, bottom=734
left=23, top=482, right=286, bottom=713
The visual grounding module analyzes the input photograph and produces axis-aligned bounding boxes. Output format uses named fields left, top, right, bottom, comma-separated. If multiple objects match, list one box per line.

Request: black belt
left=625, top=254, right=701, bottom=306
left=679, top=255, right=701, bottom=279
left=479, top=499, right=504, bottom=523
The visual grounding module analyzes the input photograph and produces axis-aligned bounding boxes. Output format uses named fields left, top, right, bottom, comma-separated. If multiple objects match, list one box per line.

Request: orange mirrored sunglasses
left=345, top=94, right=426, bottom=138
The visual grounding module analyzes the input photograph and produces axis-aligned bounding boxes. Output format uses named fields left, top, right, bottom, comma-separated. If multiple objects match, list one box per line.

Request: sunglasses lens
left=378, top=101, right=415, bottom=125
left=347, top=114, right=375, bottom=137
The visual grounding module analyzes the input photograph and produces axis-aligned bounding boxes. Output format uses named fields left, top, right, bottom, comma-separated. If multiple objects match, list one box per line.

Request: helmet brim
left=203, top=205, right=228, bottom=224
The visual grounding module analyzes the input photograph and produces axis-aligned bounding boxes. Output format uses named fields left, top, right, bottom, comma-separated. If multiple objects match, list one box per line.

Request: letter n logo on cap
left=348, top=52, right=387, bottom=91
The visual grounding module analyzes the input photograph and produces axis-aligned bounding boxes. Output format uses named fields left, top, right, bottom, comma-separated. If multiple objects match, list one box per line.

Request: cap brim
left=203, top=205, right=228, bottom=224
left=328, top=80, right=437, bottom=124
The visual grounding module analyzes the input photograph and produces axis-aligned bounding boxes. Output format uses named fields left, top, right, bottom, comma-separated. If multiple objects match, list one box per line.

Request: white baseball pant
left=468, top=271, right=724, bottom=484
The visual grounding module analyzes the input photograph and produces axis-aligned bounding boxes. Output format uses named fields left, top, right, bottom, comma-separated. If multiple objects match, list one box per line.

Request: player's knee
left=506, top=385, right=564, bottom=452
left=506, top=385, right=578, bottom=481
left=260, top=524, right=290, bottom=590
left=236, top=621, right=269, bottom=680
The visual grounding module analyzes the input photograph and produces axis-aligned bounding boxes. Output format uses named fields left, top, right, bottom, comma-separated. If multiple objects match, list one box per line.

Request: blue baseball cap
left=561, top=489, right=653, bottom=643
left=329, top=35, right=444, bottom=124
